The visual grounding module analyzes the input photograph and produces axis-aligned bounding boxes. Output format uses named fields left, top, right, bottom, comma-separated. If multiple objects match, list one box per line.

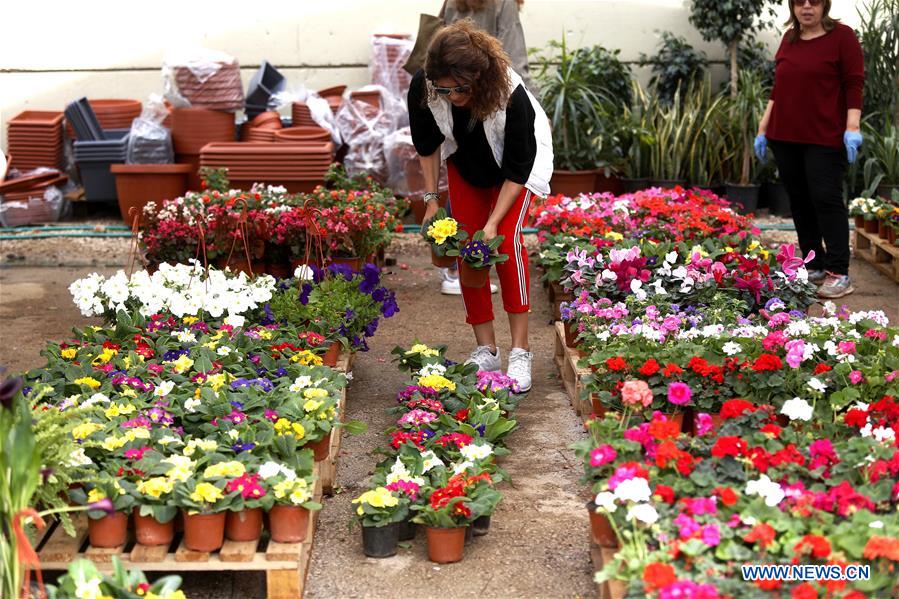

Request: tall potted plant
left=862, top=121, right=899, bottom=200
left=534, top=36, right=612, bottom=196
left=723, top=70, right=768, bottom=213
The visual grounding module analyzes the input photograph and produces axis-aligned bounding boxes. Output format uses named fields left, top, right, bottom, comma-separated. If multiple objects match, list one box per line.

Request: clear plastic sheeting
left=0, top=185, right=68, bottom=227
left=335, top=86, right=406, bottom=184
left=162, top=48, right=244, bottom=111
left=270, top=88, right=342, bottom=145
left=127, top=94, right=174, bottom=164
left=383, top=127, right=447, bottom=198
left=370, top=35, right=414, bottom=102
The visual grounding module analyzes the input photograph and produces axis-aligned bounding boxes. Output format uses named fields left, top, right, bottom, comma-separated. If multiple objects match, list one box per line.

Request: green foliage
left=863, top=121, right=899, bottom=189
left=857, top=0, right=899, bottom=130
left=47, top=557, right=185, bottom=599
left=689, top=0, right=776, bottom=46
left=199, top=167, right=230, bottom=194
left=726, top=37, right=775, bottom=89
left=569, top=45, right=633, bottom=110
left=721, top=70, right=770, bottom=184
left=640, top=32, right=708, bottom=105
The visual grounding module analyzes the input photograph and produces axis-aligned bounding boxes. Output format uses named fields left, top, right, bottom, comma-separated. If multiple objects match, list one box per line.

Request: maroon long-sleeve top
left=767, top=23, right=865, bottom=149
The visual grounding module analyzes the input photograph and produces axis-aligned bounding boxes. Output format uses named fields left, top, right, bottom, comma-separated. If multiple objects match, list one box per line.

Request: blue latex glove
left=753, top=134, right=768, bottom=164
left=844, top=130, right=863, bottom=164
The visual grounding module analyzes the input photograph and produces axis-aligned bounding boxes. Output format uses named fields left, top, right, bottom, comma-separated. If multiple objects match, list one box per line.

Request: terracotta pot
left=274, top=126, right=331, bottom=143
left=425, top=526, right=466, bottom=563
left=226, top=508, right=263, bottom=542
left=307, top=430, right=333, bottom=461
left=133, top=508, right=174, bottom=546
left=88, top=512, right=128, bottom=548
left=269, top=505, right=310, bottom=543
left=175, top=153, right=202, bottom=191
left=693, top=411, right=724, bottom=434
left=171, top=108, right=235, bottom=154
left=248, top=111, right=283, bottom=130
left=854, top=215, right=865, bottom=229
left=889, top=227, right=897, bottom=244
left=330, top=256, right=362, bottom=271
left=864, top=218, right=880, bottom=234
left=182, top=511, right=226, bottom=552
left=431, top=249, right=456, bottom=268
left=551, top=169, right=597, bottom=198
left=317, top=85, right=347, bottom=98
left=291, top=102, right=317, bottom=127
left=110, top=164, right=192, bottom=223
left=593, top=170, right=623, bottom=195
left=322, top=342, right=341, bottom=367
left=590, top=394, right=606, bottom=417
left=349, top=90, right=381, bottom=109
left=586, top=502, right=618, bottom=547
left=878, top=220, right=890, bottom=240
left=563, top=320, right=578, bottom=348
left=667, top=411, right=685, bottom=432
left=459, top=262, right=489, bottom=288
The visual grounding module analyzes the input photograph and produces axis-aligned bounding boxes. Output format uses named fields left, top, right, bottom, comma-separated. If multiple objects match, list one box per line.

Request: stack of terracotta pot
left=65, top=99, right=142, bottom=139
left=0, top=169, right=68, bottom=226
left=199, top=141, right=334, bottom=193
left=7, top=111, right=65, bottom=171
left=318, top=85, right=346, bottom=115
left=371, top=33, right=413, bottom=98
left=171, top=108, right=236, bottom=190
left=174, top=61, right=244, bottom=112
left=274, top=126, right=331, bottom=143
left=242, top=111, right=282, bottom=142
left=291, top=102, right=317, bottom=127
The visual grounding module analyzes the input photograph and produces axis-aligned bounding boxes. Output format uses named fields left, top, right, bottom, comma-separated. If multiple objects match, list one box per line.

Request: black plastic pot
left=472, top=515, right=491, bottom=537
left=766, top=182, right=791, bottom=218
left=621, top=177, right=649, bottom=193
left=361, top=523, right=399, bottom=558
left=464, top=525, right=473, bottom=545
left=725, top=183, right=761, bottom=215
left=651, top=179, right=687, bottom=189
left=397, top=519, right=417, bottom=541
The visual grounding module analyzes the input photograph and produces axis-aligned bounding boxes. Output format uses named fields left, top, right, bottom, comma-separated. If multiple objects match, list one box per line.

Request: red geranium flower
left=744, top=523, right=776, bottom=548
left=715, top=487, right=738, bottom=506
left=720, top=399, right=756, bottom=420
left=642, top=562, right=676, bottom=592
left=791, top=582, right=818, bottom=599
left=751, top=354, right=783, bottom=372
left=711, top=436, right=748, bottom=458
left=662, top=363, right=683, bottom=377
left=794, top=534, right=831, bottom=559
left=654, top=485, right=675, bottom=504
left=606, top=357, right=628, bottom=372
left=639, top=359, right=661, bottom=377
left=813, top=363, right=832, bottom=375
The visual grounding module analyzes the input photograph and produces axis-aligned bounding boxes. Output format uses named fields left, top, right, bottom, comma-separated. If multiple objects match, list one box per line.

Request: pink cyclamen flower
left=589, top=444, right=617, bottom=467
left=667, top=382, right=692, bottom=406
left=849, top=370, right=864, bottom=384
left=621, top=380, right=653, bottom=408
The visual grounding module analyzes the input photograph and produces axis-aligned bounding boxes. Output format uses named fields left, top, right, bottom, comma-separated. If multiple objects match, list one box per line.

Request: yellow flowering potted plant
left=390, top=342, right=447, bottom=374
left=173, top=469, right=236, bottom=552
left=69, top=475, right=135, bottom=548
left=422, top=208, right=466, bottom=268
left=124, top=451, right=185, bottom=547
left=352, top=486, right=409, bottom=558
left=263, top=451, right=321, bottom=543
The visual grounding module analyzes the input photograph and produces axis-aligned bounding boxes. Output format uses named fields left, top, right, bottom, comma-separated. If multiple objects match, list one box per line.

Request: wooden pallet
left=590, top=538, right=626, bottom=599
left=320, top=351, right=354, bottom=494
left=36, top=465, right=323, bottom=599
left=855, top=229, right=899, bottom=283
left=552, top=321, right=593, bottom=417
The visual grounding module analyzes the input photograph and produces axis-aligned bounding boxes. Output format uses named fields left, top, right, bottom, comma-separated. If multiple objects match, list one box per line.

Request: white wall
left=0, top=0, right=866, bottom=152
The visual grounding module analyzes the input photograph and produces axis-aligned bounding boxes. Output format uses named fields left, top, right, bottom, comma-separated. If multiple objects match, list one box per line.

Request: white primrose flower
left=613, top=477, right=651, bottom=503
left=82, top=393, right=110, bottom=407
left=155, top=380, right=175, bottom=397
left=66, top=447, right=93, bottom=467
left=626, top=503, right=659, bottom=525
left=594, top=491, right=617, bottom=513
left=421, top=450, right=444, bottom=472
left=74, top=577, right=104, bottom=599
left=452, top=460, right=474, bottom=475
left=183, top=398, right=201, bottom=413
left=174, top=330, right=197, bottom=344
left=419, top=363, right=447, bottom=377
left=869, top=520, right=885, bottom=529
left=290, top=376, right=313, bottom=392
left=781, top=397, right=814, bottom=422
left=460, top=443, right=494, bottom=461
left=217, top=346, right=232, bottom=357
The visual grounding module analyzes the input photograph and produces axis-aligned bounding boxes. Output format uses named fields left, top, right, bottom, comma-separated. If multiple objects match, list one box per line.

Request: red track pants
left=447, top=162, right=532, bottom=325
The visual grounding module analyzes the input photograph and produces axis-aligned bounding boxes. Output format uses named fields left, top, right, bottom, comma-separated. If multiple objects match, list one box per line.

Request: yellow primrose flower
left=101, top=436, right=127, bottom=451
left=74, top=377, right=101, bottom=390
left=303, top=399, right=324, bottom=412
left=406, top=344, right=439, bottom=357
left=604, top=231, right=624, bottom=241
left=171, top=355, right=194, bottom=374
left=259, top=330, right=272, bottom=340
left=61, top=348, right=78, bottom=360
left=104, top=403, right=136, bottom=420
left=290, top=486, right=312, bottom=505
left=189, top=482, right=224, bottom=504
left=290, top=350, right=322, bottom=366
left=87, top=488, right=106, bottom=503
left=182, top=316, right=199, bottom=325
left=274, top=418, right=306, bottom=440
left=206, top=373, right=227, bottom=392
left=352, top=487, right=398, bottom=515
left=131, top=428, right=151, bottom=440
left=203, top=461, right=246, bottom=479
left=72, top=422, right=103, bottom=440
left=202, top=341, right=218, bottom=350
left=417, top=374, right=456, bottom=392
left=724, top=247, right=735, bottom=253
left=137, top=477, right=174, bottom=498
left=211, top=330, right=225, bottom=341
left=303, top=388, right=329, bottom=400
left=121, top=388, right=137, bottom=398
left=91, top=348, right=118, bottom=365
left=427, top=218, right=458, bottom=245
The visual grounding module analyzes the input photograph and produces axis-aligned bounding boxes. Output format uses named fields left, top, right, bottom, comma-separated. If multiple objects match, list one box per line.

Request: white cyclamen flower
left=626, top=503, right=659, bottom=525
left=781, top=397, right=813, bottom=422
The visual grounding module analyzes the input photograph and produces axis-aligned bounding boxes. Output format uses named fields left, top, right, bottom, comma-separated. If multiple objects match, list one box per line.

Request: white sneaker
left=440, top=269, right=497, bottom=295
left=507, top=348, right=533, bottom=393
left=465, top=346, right=501, bottom=372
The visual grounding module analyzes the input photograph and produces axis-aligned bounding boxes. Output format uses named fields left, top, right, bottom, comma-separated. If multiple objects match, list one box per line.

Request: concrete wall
left=0, top=0, right=866, bottom=152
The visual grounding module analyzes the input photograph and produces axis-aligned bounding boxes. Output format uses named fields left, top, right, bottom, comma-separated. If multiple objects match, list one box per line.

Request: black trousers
left=768, top=140, right=849, bottom=275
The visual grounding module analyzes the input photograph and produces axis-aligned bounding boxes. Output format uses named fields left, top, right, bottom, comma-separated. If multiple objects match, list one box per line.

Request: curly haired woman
left=407, top=20, right=553, bottom=392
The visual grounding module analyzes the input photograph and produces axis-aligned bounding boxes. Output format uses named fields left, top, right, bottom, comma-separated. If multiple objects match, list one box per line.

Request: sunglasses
left=792, top=0, right=822, bottom=6
left=433, top=84, right=471, bottom=96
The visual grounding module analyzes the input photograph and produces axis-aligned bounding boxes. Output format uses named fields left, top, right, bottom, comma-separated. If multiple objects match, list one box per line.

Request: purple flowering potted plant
left=445, top=231, right=508, bottom=289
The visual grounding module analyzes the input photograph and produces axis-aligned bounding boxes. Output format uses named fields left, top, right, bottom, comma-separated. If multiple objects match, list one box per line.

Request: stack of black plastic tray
left=245, top=61, right=286, bottom=119
left=67, top=97, right=131, bottom=201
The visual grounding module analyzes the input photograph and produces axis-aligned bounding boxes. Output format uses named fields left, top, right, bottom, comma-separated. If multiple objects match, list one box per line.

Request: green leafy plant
left=199, top=167, right=230, bottom=194
left=448, top=231, right=508, bottom=269
left=857, top=0, right=899, bottom=130
left=569, top=45, right=633, bottom=110
left=863, top=121, right=899, bottom=191
left=640, top=32, right=708, bottom=105
left=722, top=70, right=769, bottom=185
left=47, top=557, right=185, bottom=599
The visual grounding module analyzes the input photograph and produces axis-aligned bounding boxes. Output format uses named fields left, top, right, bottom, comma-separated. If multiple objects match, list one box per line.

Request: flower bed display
left=534, top=188, right=899, bottom=597
left=350, top=343, right=523, bottom=562
left=139, top=165, right=407, bottom=274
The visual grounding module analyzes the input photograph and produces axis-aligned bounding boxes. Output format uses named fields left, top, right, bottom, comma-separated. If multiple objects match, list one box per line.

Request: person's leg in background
left=803, top=144, right=853, bottom=298
left=446, top=163, right=502, bottom=371
left=490, top=187, right=533, bottom=392
left=769, top=140, right=826, bottom=283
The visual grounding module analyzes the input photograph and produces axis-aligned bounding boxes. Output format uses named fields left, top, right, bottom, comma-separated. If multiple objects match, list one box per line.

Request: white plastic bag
left=383, top=127, right=447, bottom=197
left=0, top=185, right=66, bottom=227
left=270, top=88, right=342, bottom=145
left=370, top=35, right=414, bottom=101
left=127, top=94, right=174, bottom=164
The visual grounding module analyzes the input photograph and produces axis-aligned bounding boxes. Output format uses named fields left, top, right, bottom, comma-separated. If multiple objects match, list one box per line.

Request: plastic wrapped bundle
left=383, top=127, right=447, bottom=197
left=370, top=34, right=414, bottom=102
left=335, top=87, right=403, bottom=184
left=163, top=49, right=244, bottom=112
left=127, top=94, right=174, bottom=164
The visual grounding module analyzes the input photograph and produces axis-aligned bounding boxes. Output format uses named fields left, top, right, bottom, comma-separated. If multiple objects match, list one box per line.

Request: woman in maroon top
left=755, top=0, right=864, bottom=299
